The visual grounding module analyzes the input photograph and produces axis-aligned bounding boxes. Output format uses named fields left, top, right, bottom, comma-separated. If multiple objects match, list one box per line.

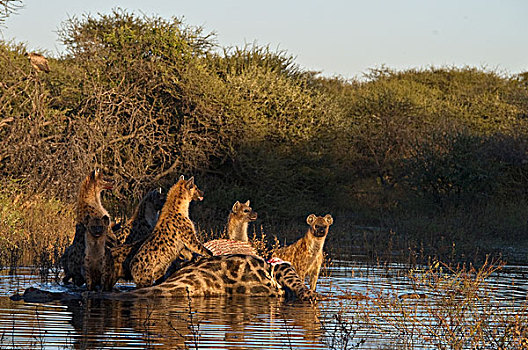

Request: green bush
left=399, top=132, right=510, bottom=203
left=1, top=10, right=528, bottom=260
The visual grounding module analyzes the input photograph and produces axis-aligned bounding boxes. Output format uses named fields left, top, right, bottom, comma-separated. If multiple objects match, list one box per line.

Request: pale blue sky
left=2, top=0, right=527, bottom=79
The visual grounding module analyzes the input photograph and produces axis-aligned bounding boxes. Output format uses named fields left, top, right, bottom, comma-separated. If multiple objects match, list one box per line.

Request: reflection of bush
left=1, top=10, right=528, bottom=262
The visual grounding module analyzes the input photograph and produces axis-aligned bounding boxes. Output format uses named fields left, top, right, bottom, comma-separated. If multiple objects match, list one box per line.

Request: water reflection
left=1, top=262, right=528, bottom=349
left=63, top=296, right=323, bottom=349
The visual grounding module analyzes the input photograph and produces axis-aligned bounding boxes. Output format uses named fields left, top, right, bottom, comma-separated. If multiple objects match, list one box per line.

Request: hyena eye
left=244, top=209, right=250, bottom=213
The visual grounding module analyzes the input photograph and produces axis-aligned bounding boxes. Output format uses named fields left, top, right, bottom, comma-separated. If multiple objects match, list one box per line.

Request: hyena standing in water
left=272, top=214, right=334, bottom=290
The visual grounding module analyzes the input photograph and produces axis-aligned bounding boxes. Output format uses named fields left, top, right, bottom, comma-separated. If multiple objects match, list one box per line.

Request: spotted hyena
left=227, top=200, right=257, bottom=242
left=272, top=214, right=333, bottom=290
left=75, top=169, right=114, bottom=224
left=103, top=189, right=166, bottom=289
left=60, top=223, right=87, bottom=286
left=83, top=214, right=113, bottom=291
left=61, top=170, right=114, bottom=286
left=205, top=200, right=258, bottom=256
left=112, top=188, right=166, bottom=245
left=105, top=242, right=138, bottom=289
left=129, top=175, right=212, bottom=288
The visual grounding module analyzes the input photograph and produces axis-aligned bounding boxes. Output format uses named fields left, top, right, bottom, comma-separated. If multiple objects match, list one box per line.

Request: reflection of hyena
left=83, top=215, right=113, bottom=291
left=61, top=170, right=114, bottom=286
left=205, top=200, right=258, bottom=256
left=130, top=176, right=212, bottom=288
left=125, top=254, right=316, bottom=301
left=273, top=214, right=333, bottom=290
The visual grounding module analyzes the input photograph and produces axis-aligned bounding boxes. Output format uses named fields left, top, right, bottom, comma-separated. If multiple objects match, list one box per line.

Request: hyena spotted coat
left=83, top=214, right=113, bottom=291
left=130, top=176, right=212, bottom=288
left=205, top=200, right=258, bottom=256
left=272, top=214, right=333, bottom=290
left=61, top=170, right=114, bottom=286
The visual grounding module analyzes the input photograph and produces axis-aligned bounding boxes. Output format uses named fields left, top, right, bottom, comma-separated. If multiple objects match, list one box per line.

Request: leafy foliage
left=1, top=10, right=528, bottom=259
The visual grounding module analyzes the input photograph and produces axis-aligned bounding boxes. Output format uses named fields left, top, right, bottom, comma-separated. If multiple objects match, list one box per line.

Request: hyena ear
left=186, top=176, right=195, bottom=189
left=306, top=214, right=317, bottom=225
left=179, top=175, right=185, bottom=181
left=232, top=201, right=241, bottom=212
left=324, top=214, right=334, bottom=225
left=75, top=223, right=86, bottom=235
left=102, top=215, right=110, bottom=227
left=244, top=200, right=250, bottom=206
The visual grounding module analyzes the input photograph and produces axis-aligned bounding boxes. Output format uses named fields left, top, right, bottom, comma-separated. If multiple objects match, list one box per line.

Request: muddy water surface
left=0, top=261, right=527, bottom=349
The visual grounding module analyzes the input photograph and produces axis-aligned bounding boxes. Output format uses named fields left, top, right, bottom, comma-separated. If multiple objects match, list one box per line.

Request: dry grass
left=0, top=180, right=74, bottom=273
left=322, top=258, right=528, bottom=349
left=249, top=227, right=281, bottom=259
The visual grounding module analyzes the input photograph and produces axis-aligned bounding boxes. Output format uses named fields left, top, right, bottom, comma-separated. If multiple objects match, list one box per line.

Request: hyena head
left=90, top=169, right=114, bottom=192
left=142, top=188, right=167, bottom=224
left=150, top=187, right=167, bottom=210
left=306, top=214, right=333, bottom=238
left=85, top=215, right=111, bottom=239
left=178, top=175, right=204, bottom=202
left=232, top=200, right=258, bottom=223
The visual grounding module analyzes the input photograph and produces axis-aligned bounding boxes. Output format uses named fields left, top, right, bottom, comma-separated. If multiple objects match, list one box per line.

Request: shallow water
left=0, top=261, right=527, bottom=349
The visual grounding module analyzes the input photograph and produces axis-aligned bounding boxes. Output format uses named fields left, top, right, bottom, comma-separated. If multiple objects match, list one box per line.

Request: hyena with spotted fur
left=105, top=242, right=138, bottom=289
left=228, top=200, right=257, bottom=242
left=75, top=169, right=114, bottom=225
left=205, top=200, right=258, bottom=256
left=103, top=189, right=166, bottom=289
left=83, top=214, right=113, bottom=291
left=272, top=214, right=333, bottom=290
left=112, top=188, right=166, bottom=245
left=60, top=170, right=114, bottom=286
left=130, top=175, right=213, bottom=288
left=60, top=223, right=88, bottom=286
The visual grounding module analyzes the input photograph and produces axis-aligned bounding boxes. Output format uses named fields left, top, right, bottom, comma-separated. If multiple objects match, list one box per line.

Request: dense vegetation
left=1, top=10, right=528, bottom=266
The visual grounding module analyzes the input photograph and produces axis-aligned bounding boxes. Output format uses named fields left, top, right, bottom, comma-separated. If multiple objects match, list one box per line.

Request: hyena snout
left=248, top=211, right=258, bottom=221
left=193, top=188, right=204, bottom=201
left=89, top=227, right=104, bottom=237
left=313, top=224, right=328, bottom=237
left=86, top=215, right=110, bottom=238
